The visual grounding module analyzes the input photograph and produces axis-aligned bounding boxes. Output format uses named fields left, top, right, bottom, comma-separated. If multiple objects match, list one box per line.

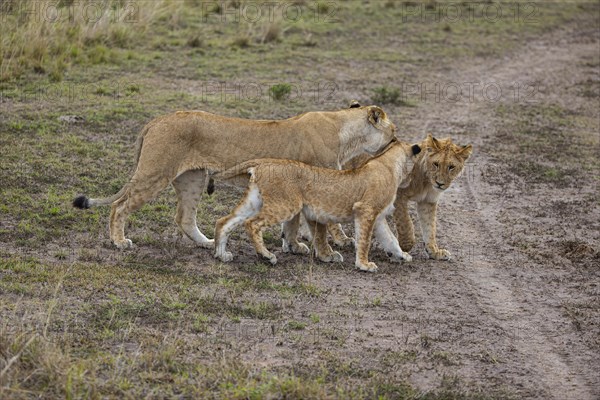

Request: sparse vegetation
left=372, top=86, right=416, bottom=107
left=269, top=83, right=292, bottom=101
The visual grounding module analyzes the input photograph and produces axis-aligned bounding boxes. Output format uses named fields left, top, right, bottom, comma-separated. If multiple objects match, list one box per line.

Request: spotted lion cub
left=214, top=139, right=422, bottom=272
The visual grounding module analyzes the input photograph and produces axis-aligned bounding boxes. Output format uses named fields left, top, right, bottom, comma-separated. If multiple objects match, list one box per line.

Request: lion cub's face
left=424, top=134, right=473, bottom=191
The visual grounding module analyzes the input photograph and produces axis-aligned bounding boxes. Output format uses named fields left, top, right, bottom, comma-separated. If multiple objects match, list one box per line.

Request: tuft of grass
left=269, top=83, right=292, bottom=101
left=372, top=86, right=415, bottom=106
left=287, top=320, right=306, bottom=331
left=0, top=0, right=176, bottom=81
left=315, top=2, right=331, bottom=15
left=232, top=35, right=251, bottom=48
left=186, top=35, right=203, bottom=48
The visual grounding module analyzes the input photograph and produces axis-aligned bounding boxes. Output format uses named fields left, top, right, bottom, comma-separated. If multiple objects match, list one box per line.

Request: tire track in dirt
left=401, top=21, right=599, bottom=399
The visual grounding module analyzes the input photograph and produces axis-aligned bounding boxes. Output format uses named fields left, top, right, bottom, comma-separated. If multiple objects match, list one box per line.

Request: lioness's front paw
left=199, top=239, right=215, bottom=249
left=216, top=251, right=233, bottom=262
left=114, top=239, right=133, bottom=249
left=356, top=261, right=378, bottom=272
left=318, top=251, right=344, bottom=263
left=428, top=248, right=451, bottom=261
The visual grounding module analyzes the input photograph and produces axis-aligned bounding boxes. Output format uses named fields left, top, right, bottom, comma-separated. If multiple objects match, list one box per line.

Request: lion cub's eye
left=448, top=165, right=455, bottom=171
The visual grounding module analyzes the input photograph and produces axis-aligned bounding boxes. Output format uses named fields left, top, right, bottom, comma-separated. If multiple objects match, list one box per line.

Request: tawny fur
left=392, top=134, right=473, bottom=260
left=72, top=105, right=397, bottom=250
left=213, top=140, right=420, bottom=272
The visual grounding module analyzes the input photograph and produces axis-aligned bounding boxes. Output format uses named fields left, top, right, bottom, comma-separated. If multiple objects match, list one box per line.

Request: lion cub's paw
left=356, top=261, right=378, bottom=272
left=199, top=239, right=215, bottom=249
left=261, top=252, right=278, bottom=265
left=428, top=248, right=451, bottom=261
left=334, top=236, right=355, bottom=248
left=318, top=251, right=344, bottom=263
left=291, top=242, right=310, bottom=255
left=216, top=251, right=233, bottom=262
left=331, top=251, right=344, bottom=262
left=114, top=239, right=134, bottom=249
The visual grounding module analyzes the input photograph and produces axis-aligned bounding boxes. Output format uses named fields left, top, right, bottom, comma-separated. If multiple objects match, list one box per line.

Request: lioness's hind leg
left=173, top=169, right=213, bottom=248
left=110, top=174, right=170, bottom=249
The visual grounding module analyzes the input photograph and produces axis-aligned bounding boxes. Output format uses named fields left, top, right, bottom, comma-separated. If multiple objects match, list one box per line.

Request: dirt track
left=393, top=21, right=600, bottom=399
left=215, top=17, right=599, bottom=399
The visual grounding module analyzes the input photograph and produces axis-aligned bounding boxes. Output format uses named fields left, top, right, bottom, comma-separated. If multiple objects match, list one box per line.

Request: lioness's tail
left=73, top=125, right=148, bottom=209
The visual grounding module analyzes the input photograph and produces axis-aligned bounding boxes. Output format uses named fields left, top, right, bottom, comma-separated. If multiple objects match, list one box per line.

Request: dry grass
left=0, top=0, right=177, bottom=81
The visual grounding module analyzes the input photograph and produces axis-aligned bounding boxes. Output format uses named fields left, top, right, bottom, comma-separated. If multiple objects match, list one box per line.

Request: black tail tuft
left=73, top=195, right=90, bottom=209
left=207, top=178, right=215, bottom=195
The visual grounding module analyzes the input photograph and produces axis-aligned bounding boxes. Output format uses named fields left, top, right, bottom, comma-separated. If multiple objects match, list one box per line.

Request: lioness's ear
left=411, top=144, right=421, bottom=155
left=349, top=100, right=361, bottom=108
left=457, top=144, right=473, bottom=160
left=367, top=106, right=384, bottom=125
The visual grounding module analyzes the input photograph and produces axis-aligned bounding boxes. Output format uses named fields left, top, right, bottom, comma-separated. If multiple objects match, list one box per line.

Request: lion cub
left=214, top=139, right=422, bottom=272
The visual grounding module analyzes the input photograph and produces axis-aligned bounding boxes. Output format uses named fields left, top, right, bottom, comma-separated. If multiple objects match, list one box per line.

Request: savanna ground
left=1, top=1, right=599, bottom=398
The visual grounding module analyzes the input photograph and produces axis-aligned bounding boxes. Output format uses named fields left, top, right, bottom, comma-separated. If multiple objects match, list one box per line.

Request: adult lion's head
left=422, top=134, right=472, bottom=191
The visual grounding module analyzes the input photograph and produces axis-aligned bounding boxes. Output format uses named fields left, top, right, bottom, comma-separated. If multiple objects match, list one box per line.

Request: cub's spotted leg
left=352, top=203, right=378, bottom=272
left=245, top=200, right=301, bottom=265
left=374, top=216, right=412, bottom=262
left=173, top=169, right=214, bottom=248
left=214, top=185, right=262, bottom=262
left=281, top=213, right=310, bottom=255
left=417, top=201, right=451, bottom=260
left=393, top=195, right=416, bottom=252
left=327, top=223, right=355, bottom=248
left=305, top=218, right=343, bottom=263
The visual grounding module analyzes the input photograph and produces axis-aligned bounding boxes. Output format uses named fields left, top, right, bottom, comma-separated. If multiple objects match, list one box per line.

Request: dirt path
left=391, top=22, right=599, bottom=399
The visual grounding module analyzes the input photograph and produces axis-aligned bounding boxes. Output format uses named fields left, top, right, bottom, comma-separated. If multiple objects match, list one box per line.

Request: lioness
left=393, top=134, right=473, bottom=260
left=72, top=105, right=397, bottom=250
left=213, top=139, right=422, bottom=272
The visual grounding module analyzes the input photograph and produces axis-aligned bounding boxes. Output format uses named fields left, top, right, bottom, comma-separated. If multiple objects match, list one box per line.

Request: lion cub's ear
left=367, top=106, right=385, bottom=126
left=349, top=100, right=361, bottom=108
left=426, top=133, right=441, bottom=152
left=456, top=144, right=473, bottom=160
